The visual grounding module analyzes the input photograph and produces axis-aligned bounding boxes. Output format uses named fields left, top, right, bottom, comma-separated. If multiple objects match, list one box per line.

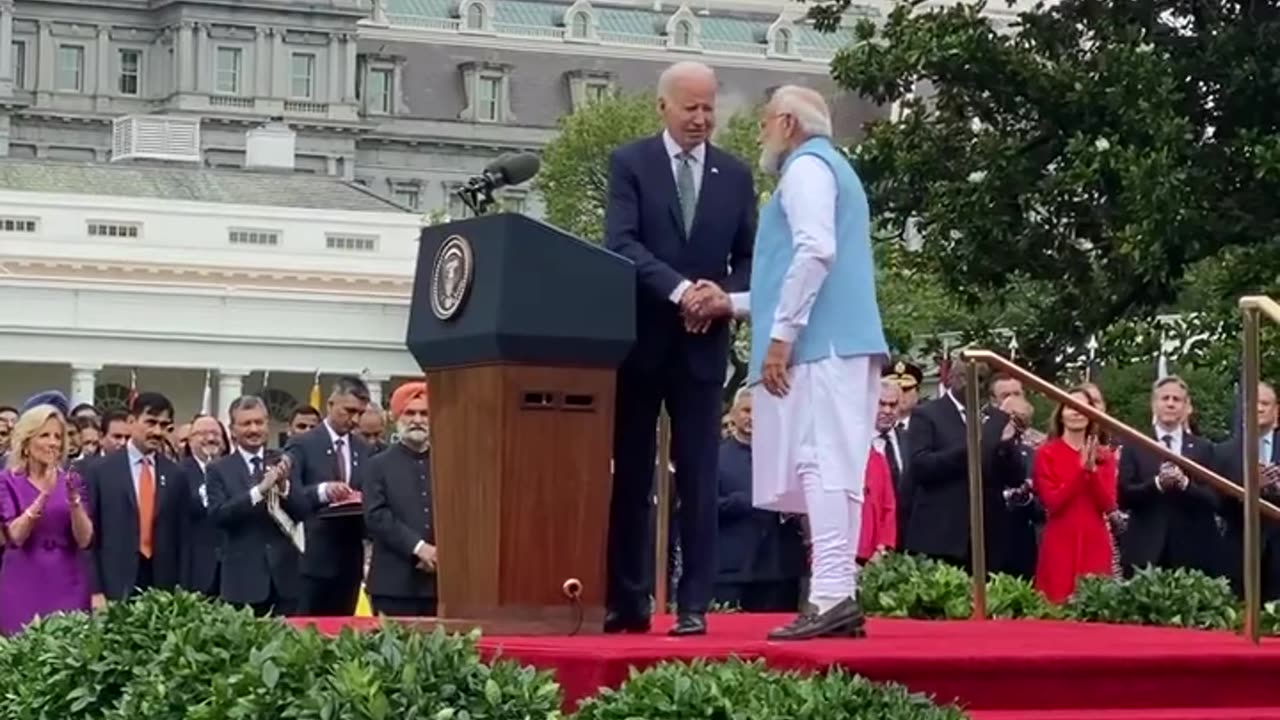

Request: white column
left=327, top=33, right=339, bottom=102
left=177, top=21, right=194, bottom=92
left=342, top=33, right=357, bottom=102
left=95, top=25, right=110, bottom=96
left=195, top=22, right=209, bottom=93
left=35, top=21, right=52, bottom=91
left=216, top=369, right=247, bottom=424
left=0, top=1, right=14, bottom=81
left=271, top=28, right=285, bottom=96
left=366, top=375, right=387, bottom=409
left=69, top=364, right=101, bottom=408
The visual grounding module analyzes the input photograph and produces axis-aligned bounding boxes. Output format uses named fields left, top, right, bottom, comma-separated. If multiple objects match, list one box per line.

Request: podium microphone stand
left=456, top=184, right=496, bottom=217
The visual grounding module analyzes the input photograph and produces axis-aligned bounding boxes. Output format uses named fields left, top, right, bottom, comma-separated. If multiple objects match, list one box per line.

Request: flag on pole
left=1156, top=327, right=1170, bottom=379
left=200, top=369, right=212, bottom=416
left=308, top=370, right=322, bottom=410
left=1084, top=334, right=1100, bottom=383
left=127, top=369, right=138, bottom=410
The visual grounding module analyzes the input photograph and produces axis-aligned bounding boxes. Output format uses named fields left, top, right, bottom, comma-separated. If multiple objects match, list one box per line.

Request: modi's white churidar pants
left=751, top=354, right=881, bottom=610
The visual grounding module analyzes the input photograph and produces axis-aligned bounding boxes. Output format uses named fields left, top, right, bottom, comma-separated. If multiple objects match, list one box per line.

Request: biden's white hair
left=770, top=84, right=833, bottom=139
left=658, top=61, right=717, bottom=100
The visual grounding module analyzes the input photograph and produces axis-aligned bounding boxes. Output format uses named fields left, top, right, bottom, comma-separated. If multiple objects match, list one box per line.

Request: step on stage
left=289, top=614, right=1280, bottom=719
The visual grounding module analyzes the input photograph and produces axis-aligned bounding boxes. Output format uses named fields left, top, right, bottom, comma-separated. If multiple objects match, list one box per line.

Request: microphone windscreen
left=497, top=153, right=541, bottom=186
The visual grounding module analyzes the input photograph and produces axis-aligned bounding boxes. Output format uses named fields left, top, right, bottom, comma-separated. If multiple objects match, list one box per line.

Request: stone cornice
left=0, top=258, right=414, bottom=297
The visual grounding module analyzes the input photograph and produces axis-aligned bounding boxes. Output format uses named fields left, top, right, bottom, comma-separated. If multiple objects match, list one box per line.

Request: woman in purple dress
left=0, top=404, right=94, bottom=635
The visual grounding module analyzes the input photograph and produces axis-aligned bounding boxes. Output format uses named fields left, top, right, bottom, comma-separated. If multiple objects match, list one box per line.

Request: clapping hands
left=1157, top=461, right=1188, bottom=491
left=679, top=280, right=732, bottom=333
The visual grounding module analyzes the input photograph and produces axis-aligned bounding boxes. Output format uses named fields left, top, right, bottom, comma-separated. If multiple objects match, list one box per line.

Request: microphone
left=461, top=152, right=540, bottom=195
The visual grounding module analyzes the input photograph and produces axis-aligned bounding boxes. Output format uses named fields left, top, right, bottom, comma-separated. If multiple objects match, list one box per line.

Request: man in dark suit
left=712, top=389, right=805, bottom=612
left=286, top=375, right=368, bottom=616
left=873, top=378, right=911, bottom=542
left=1212, top=380, right=1280, bottom=600
left=902, top=363, right=1026, bottom=571
left=603, top=60, right=756, bottom=636
left=362, top=382, right=438, bottom=616
left=181, top=414, right=227, bottom=598
left=207, top=395, right=340, bottom=616
left=85, top=391, right=188, bottom=606
left=1118, top=375, right=1222, bottom=578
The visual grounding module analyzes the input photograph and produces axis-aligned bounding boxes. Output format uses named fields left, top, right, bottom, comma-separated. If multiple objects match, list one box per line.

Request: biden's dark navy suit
left=603, top=131, right=755, bottom=625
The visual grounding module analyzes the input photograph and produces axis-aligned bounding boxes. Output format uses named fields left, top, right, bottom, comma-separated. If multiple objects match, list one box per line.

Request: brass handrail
left=959, top=349, right=1280, bottom=637
left=653, top=411, right=673, bottom=614
left=1238, top=295, right=1280, bottom=643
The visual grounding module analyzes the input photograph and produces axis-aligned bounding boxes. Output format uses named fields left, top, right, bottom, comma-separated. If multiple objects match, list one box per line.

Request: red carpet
left=289, top=614, right=1280, bottom=715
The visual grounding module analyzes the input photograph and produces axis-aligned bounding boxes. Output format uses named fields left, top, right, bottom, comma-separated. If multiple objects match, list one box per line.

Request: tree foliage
left=809, top=0, right=1280, bottom=376
left=535, top=93, right=661, bottom=243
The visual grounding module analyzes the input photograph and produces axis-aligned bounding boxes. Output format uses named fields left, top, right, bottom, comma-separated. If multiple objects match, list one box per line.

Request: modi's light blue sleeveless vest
left=746, top=136, right=888, bottom=384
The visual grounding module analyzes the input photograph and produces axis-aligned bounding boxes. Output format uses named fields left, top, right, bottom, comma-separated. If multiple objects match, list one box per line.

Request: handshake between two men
left=678, top=279, right=734, bottom=333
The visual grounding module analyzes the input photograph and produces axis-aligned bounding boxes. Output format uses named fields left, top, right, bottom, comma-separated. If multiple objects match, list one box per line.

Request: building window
left=465, top=2, right=486, bottom=30
left=56, top=45, right=84, bottom=92
left=0, top=216, right=38, bottom=233
left=326, top=233, right=379, bottom=252
left=501, top=193, right=527, bottom=214
left=290, top=53, right=315, bottom=99
left=673, top=20, right=692, bottom=47
left=447, top=187, right=469, bottom=219
left=585, top=81, right=609, bottom=104
left=228, top=228, right=280, bottom=246
left=118, top=49, right=141, bottom=96
left=477, top=75, right=501, bottom=122
left=87, top=221, right=141, bottom=238
left=11, top=40, right=25, bottom=90
left=215, top=47, right=242, bottom=95
left=570, top=12, right=590, bottom=38
left=392, top=184, right=420, bottom=209
left=773, top=28, right=792, bottom=55
left=364, top=68, right=392, bottom=114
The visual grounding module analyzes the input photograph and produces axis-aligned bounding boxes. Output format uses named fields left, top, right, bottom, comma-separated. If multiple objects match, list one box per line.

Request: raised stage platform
left=289, top=614, right=1280, bottom=719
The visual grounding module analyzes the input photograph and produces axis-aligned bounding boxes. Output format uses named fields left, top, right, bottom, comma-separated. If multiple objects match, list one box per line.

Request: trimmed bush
left=574, top=657, right=967, bottom=720
left=1064, top=566, right=1238, bottom=630
left=0, top=590, right=563, bottom=720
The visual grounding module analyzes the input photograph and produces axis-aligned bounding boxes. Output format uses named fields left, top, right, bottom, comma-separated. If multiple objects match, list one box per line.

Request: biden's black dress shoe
left=603, top=611, right=651, bottom=634
left=668, top=612, right=707, bottom=637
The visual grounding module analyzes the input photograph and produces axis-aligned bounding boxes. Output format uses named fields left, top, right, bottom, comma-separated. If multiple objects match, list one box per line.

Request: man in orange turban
left=389, top=381, right=428, bottom=419
left=361, top=379, right=438, bottom=617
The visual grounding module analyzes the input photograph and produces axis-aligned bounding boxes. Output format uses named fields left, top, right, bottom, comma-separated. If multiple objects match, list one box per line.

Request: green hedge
left=857, top=552, right=1278, bottom=633
left=0, top=590, right=964, bottom=720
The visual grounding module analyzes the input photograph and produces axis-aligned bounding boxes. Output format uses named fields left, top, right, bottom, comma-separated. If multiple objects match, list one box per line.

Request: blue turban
left=20, top=390, right=70, bottom=417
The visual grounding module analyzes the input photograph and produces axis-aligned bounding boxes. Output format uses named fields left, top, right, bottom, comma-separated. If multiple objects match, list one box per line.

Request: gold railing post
left=964, top=358, right=987, bottom=620
left=1241, top=305, right=1262, bottom=644
left=653, top=411, right=673, bottom=614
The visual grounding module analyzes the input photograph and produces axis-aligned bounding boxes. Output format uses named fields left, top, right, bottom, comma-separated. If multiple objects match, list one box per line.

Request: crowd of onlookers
left=710, top=360, right=1280, bottom=610
left=0, top=380, right=427, bottom=636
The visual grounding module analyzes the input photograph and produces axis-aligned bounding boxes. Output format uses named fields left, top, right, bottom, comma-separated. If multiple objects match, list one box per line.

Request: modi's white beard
left=758, top=145, right=783, bottom=176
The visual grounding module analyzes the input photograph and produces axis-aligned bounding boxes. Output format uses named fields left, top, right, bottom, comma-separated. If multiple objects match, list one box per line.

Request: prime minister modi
left=687, top=85, right=888, bottom=640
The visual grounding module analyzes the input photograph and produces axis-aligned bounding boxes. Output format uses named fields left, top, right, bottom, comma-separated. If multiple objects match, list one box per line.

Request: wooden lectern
left=406, top=213, right=635, bottom=634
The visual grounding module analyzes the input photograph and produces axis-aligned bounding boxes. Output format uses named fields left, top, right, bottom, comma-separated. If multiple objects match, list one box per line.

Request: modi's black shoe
left=766, top=598, right=866, bottom=641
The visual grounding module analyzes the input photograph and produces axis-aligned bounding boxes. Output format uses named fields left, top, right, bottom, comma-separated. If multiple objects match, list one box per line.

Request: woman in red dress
left=1033, top=388, right=1118, bottom=603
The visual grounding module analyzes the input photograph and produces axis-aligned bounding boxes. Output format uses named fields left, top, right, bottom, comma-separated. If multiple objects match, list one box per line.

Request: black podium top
left=406, top=213, right=636, bottom=371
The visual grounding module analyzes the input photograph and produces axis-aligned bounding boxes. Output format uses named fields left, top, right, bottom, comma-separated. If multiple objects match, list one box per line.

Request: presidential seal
left=429, top=234, right=474, bottom=321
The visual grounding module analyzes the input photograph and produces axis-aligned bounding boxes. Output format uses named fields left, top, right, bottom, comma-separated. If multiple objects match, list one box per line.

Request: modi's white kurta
left=730, top=153, right=881, bottom=602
